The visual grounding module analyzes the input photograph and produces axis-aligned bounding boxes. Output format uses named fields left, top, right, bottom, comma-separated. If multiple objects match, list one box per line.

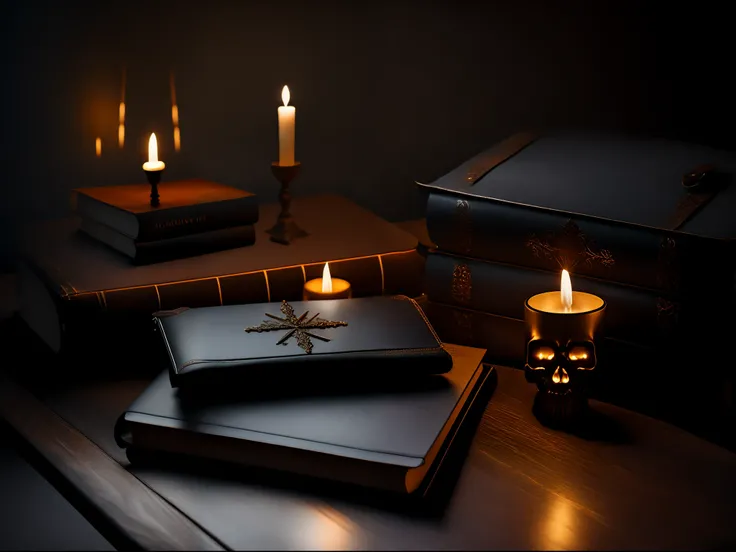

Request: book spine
left=133, top=226, right=257, bottom=265
left=424, top=251, right=726, bottom=346
left=136, top=195, right=259, bottom=241
left=426, top=191, right=736, bottom=294
left=53, top=250, right=424, bottom=349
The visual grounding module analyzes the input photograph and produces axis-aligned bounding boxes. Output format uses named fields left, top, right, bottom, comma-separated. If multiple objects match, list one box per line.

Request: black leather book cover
left=156, top=295, right=452, bottom=387
left=115, top=343, right=492, bottom=494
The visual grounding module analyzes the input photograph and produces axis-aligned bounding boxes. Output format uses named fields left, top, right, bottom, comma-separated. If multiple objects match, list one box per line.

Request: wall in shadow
left=2, top=0, right=734, bottom=270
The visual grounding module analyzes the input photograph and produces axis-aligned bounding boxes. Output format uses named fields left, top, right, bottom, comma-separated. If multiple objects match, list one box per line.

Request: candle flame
left=321, top=262, right=333, bottom=293
left=561, top=269, right=573, bottom=312
left=95, top=137, right=102, bottom=157
left=281, top=85, right=290, bottom=107
left=174, top=127, right=181, bottom=152
left=148, top=133, right=159, bottom=163
left=118, top=124, right=125, bottom=148
left=119, top=102, right=126, bottom=124
left=171, top=105, right=179, bottom=126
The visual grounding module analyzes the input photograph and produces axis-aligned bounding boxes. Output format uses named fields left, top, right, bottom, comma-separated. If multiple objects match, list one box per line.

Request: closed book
left=424, top=250, right=727, bottom=346
left=114, top=343, right=494, bottom=494
left=156, top=295, right=452, bottom=387
left=79, top=218, right=256, bottom=265
left=18, top=195, right=424, bottom=362
left=418, top=131, right=736, bottom=294
left=73, top=179, right=259, bottom=242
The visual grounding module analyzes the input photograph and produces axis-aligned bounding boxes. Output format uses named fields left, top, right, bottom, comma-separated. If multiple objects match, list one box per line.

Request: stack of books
left=417, top=131, right=736, bottom=371
left=115, top=296, right=496, bottom=495
left=73, top=179, right=260, bottom=265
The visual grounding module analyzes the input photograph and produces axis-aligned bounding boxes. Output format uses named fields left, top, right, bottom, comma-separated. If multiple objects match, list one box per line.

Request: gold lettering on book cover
left=451, top=263, right=472, bottom=304
left=453, top=199, right=472, bottom=254
left=526, top=219, right=615, bottom=271
left=154, top=214, right=207, bottom=230
left=244, top=300, right=347, bottom=354
left=656, top=236, right=680, bottom=292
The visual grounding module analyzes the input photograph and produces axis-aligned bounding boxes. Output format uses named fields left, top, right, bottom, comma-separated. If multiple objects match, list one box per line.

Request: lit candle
left=523, top=269, right=606, bottom=426
left=142, top=133, right=165, bottom=172
left=278, top=85, right=296, bottom=166
left=303, top=262, right=352, bottom=300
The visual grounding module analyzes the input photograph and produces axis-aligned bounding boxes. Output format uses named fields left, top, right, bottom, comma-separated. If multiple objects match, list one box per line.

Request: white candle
left=278, top=85, right=295, bottom=166
left=142, top=133, right=165, bottom=171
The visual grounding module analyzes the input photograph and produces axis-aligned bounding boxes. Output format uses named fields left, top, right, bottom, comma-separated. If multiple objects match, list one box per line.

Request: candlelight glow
left=552, top=367, right=570, bottom=384
left=118, top=124, right=125, bottom=148
left=95, top=137, right=102, bottom=157
left=119, top=101, right=125, bottom=123
left=148, top=133, right=159, bottom=163
left=173, top=127, right=181, bottom=152
left=321, top=262, right=333, bottom=293
left=561, top=270, right=573, bottom=312
left=172, top=105, right=179, bottom=126
left=282, top=85, right=291, bottom=106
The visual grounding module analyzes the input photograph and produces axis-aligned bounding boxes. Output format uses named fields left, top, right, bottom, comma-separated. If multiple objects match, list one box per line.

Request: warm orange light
left=569, top=352, right=588, bottom=361
left=148, top=133, right=159, bottom=163
left=119, top=101, right=126, bottom=124
left=321, top=262, right=332, bottom=293
left=282, top=85, right=291, bottom=107
left=95, top=137, right=102, bottom=157
left=171, top=105, right=179, bottom=126
left=173, top=127, right=181, bottom=152
left=561, top=269, right=573, bottom=312
left=118, top=124, right=125, bottom=148
left=552, top=367, right=570, bottom=384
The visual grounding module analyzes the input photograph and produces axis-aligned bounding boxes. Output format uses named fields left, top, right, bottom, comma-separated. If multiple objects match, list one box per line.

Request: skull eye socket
left=528, top=342, right=557, bottom=368
left=567, top=343, right=596, bottom=368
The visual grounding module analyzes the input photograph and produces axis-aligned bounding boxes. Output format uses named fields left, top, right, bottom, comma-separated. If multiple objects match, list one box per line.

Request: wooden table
left=1, top=308, right=736, bottom=550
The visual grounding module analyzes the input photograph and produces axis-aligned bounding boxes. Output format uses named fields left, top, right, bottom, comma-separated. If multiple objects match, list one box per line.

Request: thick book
left=156, top=295, right=452, bottom=387
left=73, top=179, right=259, bottom=242
left=424, top=250, right=724, bottom=346
left=18, top=195, right=424, bottom=358
left=418, top=131, right=736, bottom=294
left=114, top=343, right=494, bottom=494
left=79, top=218, right=256, bottom=265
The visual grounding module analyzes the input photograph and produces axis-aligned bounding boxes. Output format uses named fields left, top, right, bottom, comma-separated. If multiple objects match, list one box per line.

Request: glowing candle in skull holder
left=303, top=263, right=352, bottom=300
left=524, top=269, right=606, bottom=427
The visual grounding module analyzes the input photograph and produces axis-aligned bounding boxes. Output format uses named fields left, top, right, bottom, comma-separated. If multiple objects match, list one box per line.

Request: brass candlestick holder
left=143, top=168, right=164, bottom=207
left=267, top=161, right=308, bottom=245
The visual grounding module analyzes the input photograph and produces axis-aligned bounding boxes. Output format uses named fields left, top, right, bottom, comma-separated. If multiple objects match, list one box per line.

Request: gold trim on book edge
left=263, top=270, right=271, bottom=302
left=154, top=285, right=162, bottom=310
left=99, top=291, right=108, bottom=310
left=300, top=265, right=307, bottom=284
left=377, top=255, right=386, bottom=295
left=64, top=248, right=417, bottom=297
left=215, top=277, right=223, bottom=306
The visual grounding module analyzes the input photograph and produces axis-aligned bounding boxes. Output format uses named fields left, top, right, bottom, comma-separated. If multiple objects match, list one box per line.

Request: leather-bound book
left=155, top=295, right=452, bottom=387
left=115, top=343, right=495, bottom=494
left=72, top=179, right=259, bottom=242
left=419, top=131, right=736, bottom=295
left=17, top=195, right=424, bottom=362
left=79, top=218, right=256, bottom=265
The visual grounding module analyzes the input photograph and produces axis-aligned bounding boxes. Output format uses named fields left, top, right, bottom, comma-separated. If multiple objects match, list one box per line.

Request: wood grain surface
left=2, top=310, right=736, bottom=550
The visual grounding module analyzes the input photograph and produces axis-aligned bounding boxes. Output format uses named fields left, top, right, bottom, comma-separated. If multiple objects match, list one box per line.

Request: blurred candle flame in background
left=118, top=67, right=126, bottom=148
left=170, top=70, right=181, bottom=151
left=95, top=137, right=102, bottom=157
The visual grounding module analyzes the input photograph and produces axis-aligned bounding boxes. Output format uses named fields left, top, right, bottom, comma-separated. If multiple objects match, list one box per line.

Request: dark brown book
left=18, top=195, right=424, bottom=357
left=72, top=179, right=259, bottom=241
left=79, top=218, right=256, bottom=265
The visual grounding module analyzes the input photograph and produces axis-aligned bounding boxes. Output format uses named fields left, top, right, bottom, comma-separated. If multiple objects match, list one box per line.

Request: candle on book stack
left=142, top=133, right=165, bottom=207
left=303, top=263, right=352, bottom=300
left=524, top=269, right=606, bottom=427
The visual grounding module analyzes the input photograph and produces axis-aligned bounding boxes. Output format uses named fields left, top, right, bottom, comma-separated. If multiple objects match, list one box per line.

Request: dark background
left=1, top=0, right=734, bottom=272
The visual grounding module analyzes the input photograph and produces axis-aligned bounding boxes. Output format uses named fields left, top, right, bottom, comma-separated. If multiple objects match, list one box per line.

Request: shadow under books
left=128, top=368, right=498, bottom=521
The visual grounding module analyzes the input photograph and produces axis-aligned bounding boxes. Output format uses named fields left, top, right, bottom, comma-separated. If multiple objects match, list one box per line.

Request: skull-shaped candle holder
left=524, top=271, right=606, bottom=428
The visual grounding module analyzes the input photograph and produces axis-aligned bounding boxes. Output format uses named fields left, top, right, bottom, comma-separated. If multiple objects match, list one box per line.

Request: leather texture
left=114, top=344, right=490, bottom=493
left=419, top=131, right=736, bottom=239
left=156, top=295, right=452, bottom=387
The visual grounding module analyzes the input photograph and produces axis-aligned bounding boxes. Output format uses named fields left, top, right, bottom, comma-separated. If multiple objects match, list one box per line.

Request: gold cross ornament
left=244, top=300, right=348, bottom=354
